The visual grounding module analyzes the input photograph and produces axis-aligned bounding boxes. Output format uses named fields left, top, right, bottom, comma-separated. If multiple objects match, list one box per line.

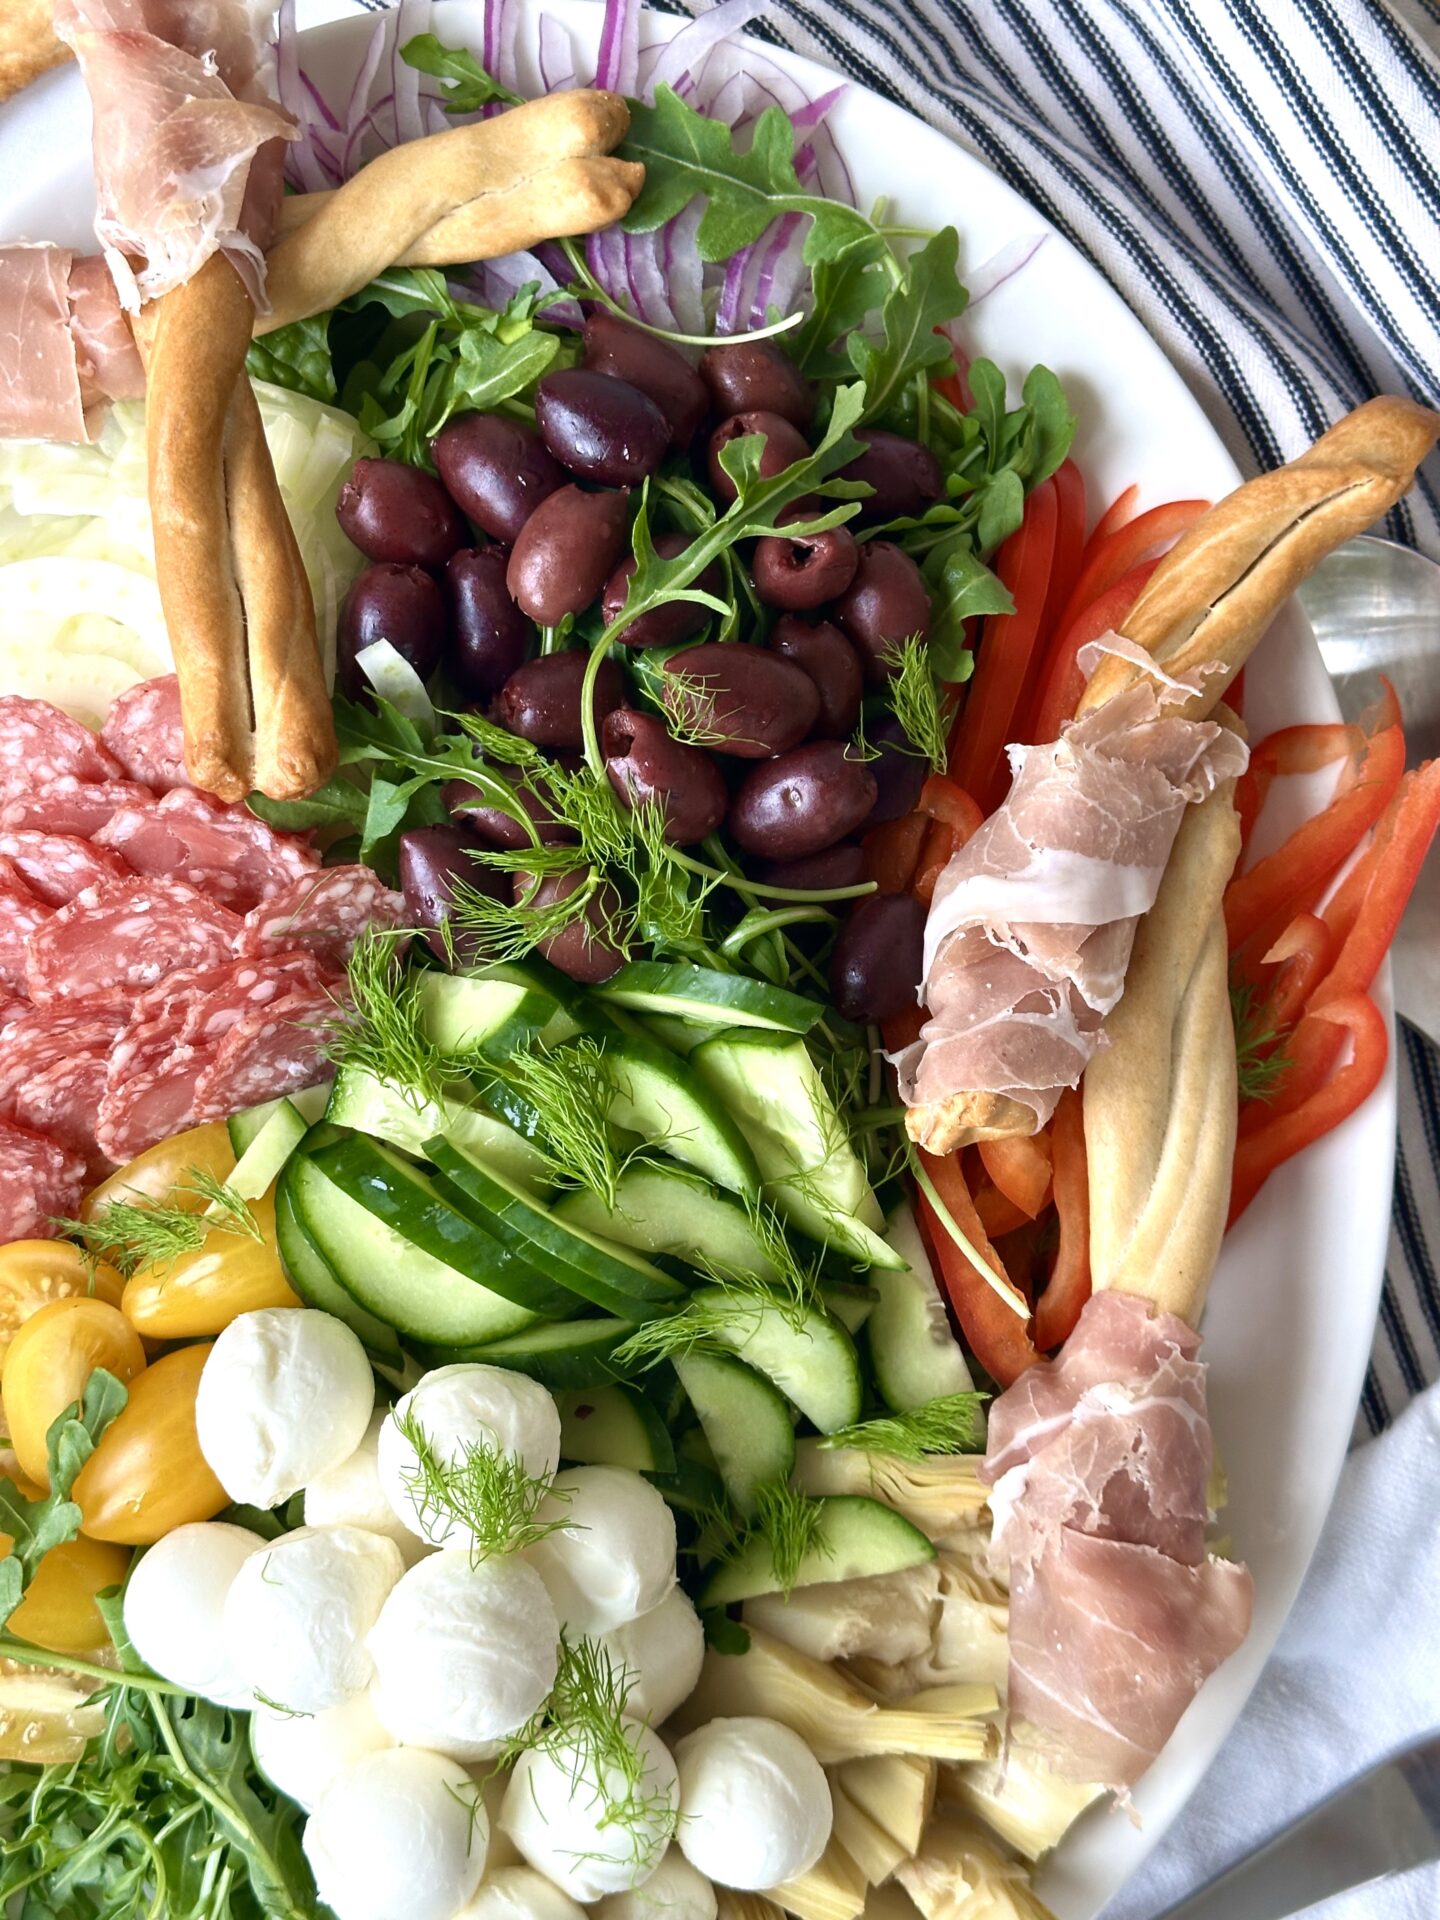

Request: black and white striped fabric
left=346, top=0, right=1440, bottom=1432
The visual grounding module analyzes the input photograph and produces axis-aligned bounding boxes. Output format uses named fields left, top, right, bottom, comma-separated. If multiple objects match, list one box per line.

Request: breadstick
left=259, top=90, right=630, bottom=333
left=267, top=154, right=644, bottom=293
left=0, top=0, right=68, bottom=104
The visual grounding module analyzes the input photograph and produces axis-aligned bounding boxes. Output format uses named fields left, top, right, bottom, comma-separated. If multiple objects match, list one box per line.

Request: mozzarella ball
left=501, top=1718, right=679, bottom=1901
left=595, top=1847, right=718, bottom=1920
left=599, top=1588, right=706, bottom=1728
left=377, top=1364, right=562, bottom=1549
left=674, top=1718, right=832, bottom=1890
left=123, top=1521, right=263, bottom=1707
left=453, top=1866, right=587, bottom=1920
left=196, top=1308, right=373, bottom=1508
left=526, top=1467, right=676, bottom=1634
left=251, top=1690, right=394, bottom=1814
left=304, top=1407, right=430, bottom=1565
left=368, top=1550, right=558, bottom=1760
left=224, top=1525, right=403, bottom=1713
left=304, top=1747, right=486, bottom=1920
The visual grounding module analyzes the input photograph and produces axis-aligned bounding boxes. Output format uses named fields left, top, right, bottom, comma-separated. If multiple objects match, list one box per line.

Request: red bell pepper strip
left=977, top=1131, right=1053, bottom=1218
left=974, top=1182, right=1031, bottom=1240
left=1259, top=912, right=1336, bottom=1033
left=1034, top=1086, right=1090, bottom=1350
left=930, top=327, right=969, bottom=411
left=912, top=776, right=984, bottom=906
left=1037, top=459, right=1087, bottom=654
left=1229, top=995, right=1388, bottom=1224
left=1085, top=483, right=1139, bottom=552
left=1233, top=717, right=1362, bottom=851
left=1314, top=759, right=1440, bottom=1008
left=914, top=1147, right=1038, bottom=1387
left=948, top=479, right=1060, bottom=811
left=1027, top=556, right=1160, bottom=744
left=1052, top=498, right=1208, bottom=643
left=863, top=811, right=928, bottom=895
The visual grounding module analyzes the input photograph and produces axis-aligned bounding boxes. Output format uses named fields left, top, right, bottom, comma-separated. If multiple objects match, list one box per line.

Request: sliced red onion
left=749, top=210, right=806, bottom=328
left=538, top=15, right=578, bottom=91
left=716, top=247, right=753, bottom=334
left=661, top=201, right=706, bottom=335
left=275, top=0, right=342, bottom=189
left=595, top=0, right=641, bottom=94
left=967, top=232, right=1050, bottom=307
left=390, top=0, right=426, bottom=145
left=356, top=641, right=437, bottom=739
left=641, top=0, right=771, bottom=100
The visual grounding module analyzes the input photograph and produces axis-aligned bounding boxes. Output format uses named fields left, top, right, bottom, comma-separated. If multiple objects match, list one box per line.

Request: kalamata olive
left=398, top=825, right=504, bottom=964
left=444, top=547, right=533, bottom=698
left=700, top=341, right=814, bottom=430
left=751, top=521, right=859, bottom=611
left=602, top=531, right=724, bottom=650
left=444, top=765, right=578, bottom=850
left=728, top=741, right=878, bottom=860
left=768, top=616, right=864, bottom=740
left=865, top=713, right=928, bottom=824
left=839, top=430, right=944, bottom=523
left=535, top=370, right=670, bottom=488
left=602, top=708, right=727, bottom=846
left=506, top=485, right=631, bottom=625
left=706, top=411, right=810, bottom=505
left=432, top=413, right=564, bottom=544
left=335, top=457, right=467, bottom=569
left=337, top=563, right=447, bottom=698
left=492, top=651, right=625, bottom=752
left=755, top=843, right=867, bottom=891
left=583, top=312, right=708, bottom=447
left=834, top=541, right=933, bottom=684
left=513, top=868, right=626, bottom=984
left=662, top=642, right=819, bottom=759
left=831, top=892, right=926, bottom=1022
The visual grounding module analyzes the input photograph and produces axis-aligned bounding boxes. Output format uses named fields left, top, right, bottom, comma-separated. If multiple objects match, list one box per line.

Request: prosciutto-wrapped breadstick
left=0, top=245, right=144, bottom=443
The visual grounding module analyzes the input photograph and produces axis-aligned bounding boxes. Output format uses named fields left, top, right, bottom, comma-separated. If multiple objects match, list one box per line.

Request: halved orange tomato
left=121, top=1190, right=298, bottom=1338
left=0, top=1242, right=124, bottom=1380
left=72, top=1343, right=227, bottom=1544
left=82, top=1120, right=236, bottom=1221
left=2, top=1299, right=145, bottom=1488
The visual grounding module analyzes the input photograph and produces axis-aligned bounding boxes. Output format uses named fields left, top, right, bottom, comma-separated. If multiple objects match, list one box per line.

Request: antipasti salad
left=0, top=2, right=1437, bottom=1919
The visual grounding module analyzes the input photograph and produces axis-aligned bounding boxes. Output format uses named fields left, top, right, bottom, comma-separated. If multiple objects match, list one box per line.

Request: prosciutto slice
left=981, top=1291, right=1253, bottom=1787
left=0, top=246, right=145, bottom=443
left=53, top=1, right=294, bottom=310
left=898, top=661, right=1249, bottom=1127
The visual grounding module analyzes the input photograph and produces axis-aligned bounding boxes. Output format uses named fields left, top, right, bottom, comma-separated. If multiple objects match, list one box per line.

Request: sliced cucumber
left=642, top=1014, right=726, bottom=1056
left=870, top=1205, right=975, bottom=1412
left=312, top=1134, right=583, bottom=1319
left=324, top=1067, right=551, bottom=1190
left=417, top=965, right=579, bottom=1060
left=646, top=1457, right=726, bottom=1520
left=554, top=1165, right=778, bottom=1282
left=595, top=962, right=824, bottom=1034
left=688, top=1284, right=861, bottom=1434
left=427, top=1135, right=685, bottom=1317
left=434, top=1317, right=638, bottom=1390
left=228, top=1083, right=330, bottom=1156
left=289, top=1150, right=539, bottom=1346
left=822, top=1282, right=878, bottom=1337
left=557, top=1384, right=676, bottom=1473
left=224, top=1097, right=310, bottom=1202
left=699, top=1495, right=936, bottom=1605
left=675, top=1352, right=794, bottom=1516
left=595, top=1028, right=759, bottom=1200
left=274, top=1166, right=403, bottom=1363
left=692, top=1031, right=899, bottom=1271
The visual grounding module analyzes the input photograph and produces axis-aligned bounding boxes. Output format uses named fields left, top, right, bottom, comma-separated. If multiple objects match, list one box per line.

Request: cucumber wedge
left=599, top=1027, right=759, bottom=1199
left=417, top=965, right=580, bottom=1060
left=274, top=1166, right=403, bottom=1364
left=228, top=1084, right=330, bottom=1155
left=688, top=1284, right=861, bottom=1434
left=554, top=1165, right=778, bottom=1282
left=324, top=1067, right=551, bottom=1190
left=870, top=1206, right=975, bottom=1411
left=226, top=1097, right=309, bottom=1202
left=429, top=1317, right=639, bottom=1390
left=641, top=1014, right=726, bottom=1056
left=675, top=1352, right=794, bottom=1516
left=595, top=962, right=824, bottom=1034
left=557, top=1385, right=676, bottom=1473
left=699, top=1495, right=936, bottom=1605
left=822, top=1282, right=878, bottom=1337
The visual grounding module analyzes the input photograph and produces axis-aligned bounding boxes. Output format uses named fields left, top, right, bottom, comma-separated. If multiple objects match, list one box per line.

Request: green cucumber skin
left=687, top=1284, right=862, bottom=1435
left=557, top=1384, right=677, bottom=1474
left=274, top=1169, right=403, bottom=1364
left=594, top=962, right=824, bottom=1034
left=698, top=1494, right=936, bottom=1604
left=870, top=1207, right=976, bottom=1412
left=420, top=1318, right=638, bottom=1391
left=674, top=1352, right=794, bottom=1517
left=227, top=1099, right=308, bottom=1202
left=554, top=1167, right=779, bottom=1282
left=323, top=1067, right=552, bottom=1190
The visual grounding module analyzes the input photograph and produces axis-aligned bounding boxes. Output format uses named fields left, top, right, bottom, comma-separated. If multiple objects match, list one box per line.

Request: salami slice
left=180, top=951, right=341, bottom=1049
left=0, top=858, right=52, bottom=995
left=0, top=696, right=125, bottom=801
left=11, top=1043, right=115, bottom=1183
left=25, top=876, right=242, bottom=1004
left=99, top=676, right=189, bottom=792
left=0, top=832, right=130, bottom=907
left=192, top=984, right=339, bottom=1119
left=94, top=787, right=320, bottom=912
left=0, top=996, right=130, bottom=1113
left=0, top=776, right=157, bottom=838
left=237, top=865, right=407, bottom=967
left=0, top=1120, right=87, bottom=1244
left=95, top=1020, right=212, bottom=1166
left=0, top=998, right=28, bottom=1034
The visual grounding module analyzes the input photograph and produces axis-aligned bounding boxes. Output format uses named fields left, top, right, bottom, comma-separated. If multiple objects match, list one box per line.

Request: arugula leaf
left=848, top=227, right=967, bottom=423
left=245, top=313, right=336, bottom=404
left=247, top=773, right=370, bottom=835
left=426, top=324, right=560, bottom=438
left=791, top=233, right=893, bottom=374
left=400, top=31, right=521, bottom=111
left=0, top=1370, right=128, bottom=1631
left=922, top=536, right=1012, bottom=680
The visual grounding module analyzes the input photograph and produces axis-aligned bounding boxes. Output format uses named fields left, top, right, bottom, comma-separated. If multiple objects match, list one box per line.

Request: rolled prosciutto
left=980, top=1290, right=1252, bottom=1788
left=0, top=246, right=145, bottom=442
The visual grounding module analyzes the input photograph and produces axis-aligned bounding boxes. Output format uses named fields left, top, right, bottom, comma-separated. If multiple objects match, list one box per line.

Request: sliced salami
left=0, top=696, right=125, bottom=801
left=11, top=1042, right=115, bottom=1182
left=237, top=865, right=407, bottom=967
left=180, top=951, right=342, bottom=1049
left=0, top=775, right=157, bottom=838
left=0, top=831, right=131, bottom=907
left=99, top=675, right=189, bottom=792
left=0, top=857, right=52, bottom=995
left=0, top=996, right=131, bottom=1113
left=193, top=985, right=340, bottom=1119
left=94, top=787, right=320, bottom=912
left=95, top=1020, right=212, bottom=1166
left=0, top=998, right=28, bottom=1035
left=25, top=876, right=242, bottom=1004
left=0, top=1120, right=87, bottom=1243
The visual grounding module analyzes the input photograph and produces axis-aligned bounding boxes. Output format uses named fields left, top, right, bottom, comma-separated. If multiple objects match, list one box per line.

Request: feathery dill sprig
left=449, top=709, right=542, bottom=767
left=488, top=1036, right=624, bottom=1206
left=329, top=925, right=448, bottom=1103
left=1230, top=981, right=1292, bottom=1105
left=819, top=1391, right=989, bottom=1461
left=56, top=1173, right=262, bottom=1278
left=393, top=1405, right=568, bottom=1562
left=748, top=1481, right=829, bottom=1595
left=881, top=636, right=952, bottom=774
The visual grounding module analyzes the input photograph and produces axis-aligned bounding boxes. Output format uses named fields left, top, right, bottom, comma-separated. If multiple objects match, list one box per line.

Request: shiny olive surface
left=513, top=868, right=627, bottom=983
left=699, top=341, right=814, bottom=429
left=399, top=825, right=505, bottom=962
left=506, top=485, right=631, bottom=625
left=492, top=651, right=625, bottom=752
left=754, top=843, right=868, bottom=891
left=662, top=642, right=818, bottom=759
left=831, top=892, right=927, bottom=1022
left=865, top=714, right=929, bottom=824
left=751, top=523, right=859, bottom=611
left=706, top=411, right=810, bottom=505
left=727, top=741, right=878, bottom=860
left=445, top=766, right=579, bottom=850
left=335, top=457, right=467, bottom=568
left=602, top=532, right=723, bottom=649
left=445, top=547, right=533, bottom=698
left=432, top=412, right=564, bottom=543
left=337, top=563, right=447, bottom=698
left=834, top=541, right=933, bottom=683
left=840, top=430, right=944, bottom=522
left=769, top=615, right=864, bottom=740
left=583, top=312, right=708, bottom=447
left=535, top=370, right=670, bottom=487
left=602, top=709, right=727, bottom=846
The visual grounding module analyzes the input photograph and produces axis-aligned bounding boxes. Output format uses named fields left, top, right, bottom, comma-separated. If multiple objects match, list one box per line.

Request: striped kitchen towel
left=340, top=0, right=1440, bottom=1428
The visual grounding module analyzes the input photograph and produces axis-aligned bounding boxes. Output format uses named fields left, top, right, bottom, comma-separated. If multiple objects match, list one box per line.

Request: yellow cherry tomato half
left=2, top=1531, right=131, bottom=1659
left=82, top=1120, right=237, bottom=1221
left=0, top=1660, right=107, bottom=1764
left=120, top=1190, right=299, bottom=1339
left=72, top=1342, right=227, bottom=1545
left=2, top=1298, right=146, bottom=1489
left=0, top=1242, right=124, bottom=1381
